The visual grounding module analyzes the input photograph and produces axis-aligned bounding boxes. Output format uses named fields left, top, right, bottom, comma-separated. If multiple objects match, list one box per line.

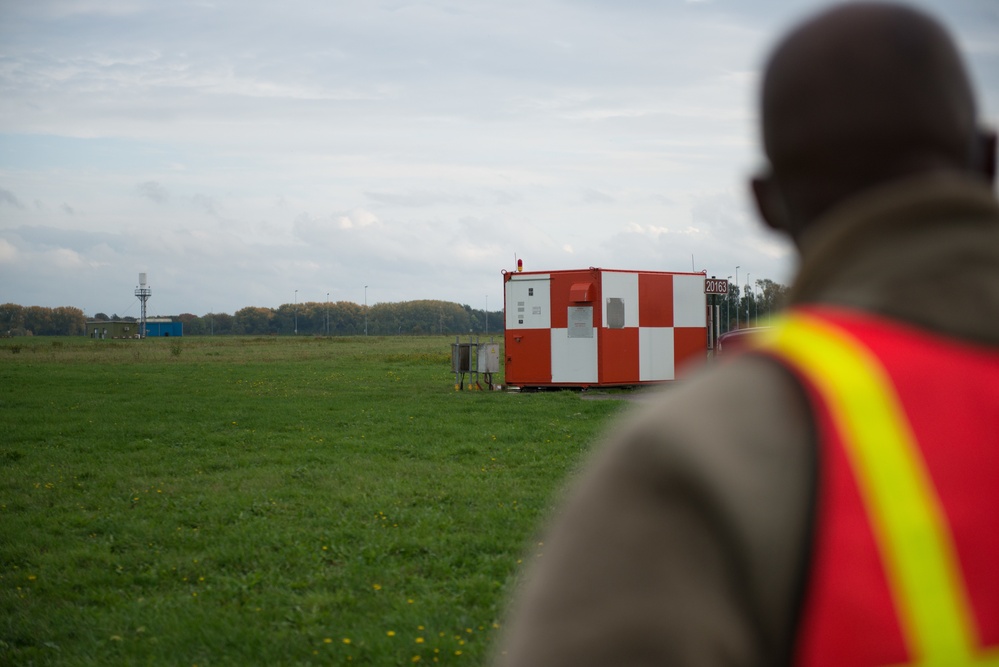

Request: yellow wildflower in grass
left=342, top=638, right=351, bottom=645
left=415, top=637, right=424, bottom=644
left=323, top=638, right=332, bottom=644
left=412, top=657, right=421, bottom=663
left=387, top=631, right=396, bottom=637
left=372, top=583, right=382, bottom=591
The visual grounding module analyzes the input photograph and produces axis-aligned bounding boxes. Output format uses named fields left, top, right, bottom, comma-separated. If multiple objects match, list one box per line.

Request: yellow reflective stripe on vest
left=763, top=314, right=998, bottom=666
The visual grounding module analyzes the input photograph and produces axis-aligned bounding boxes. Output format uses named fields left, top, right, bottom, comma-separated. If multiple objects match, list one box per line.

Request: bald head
left=753, top=2, right=991, bottom=239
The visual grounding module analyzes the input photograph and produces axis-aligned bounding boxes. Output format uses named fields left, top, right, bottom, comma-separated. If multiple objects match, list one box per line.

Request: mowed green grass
left=0, top=335, right=629, bottom=666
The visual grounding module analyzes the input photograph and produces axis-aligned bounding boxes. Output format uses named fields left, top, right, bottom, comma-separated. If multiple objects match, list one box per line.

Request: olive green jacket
left=493, top=174, right=999, bottom=666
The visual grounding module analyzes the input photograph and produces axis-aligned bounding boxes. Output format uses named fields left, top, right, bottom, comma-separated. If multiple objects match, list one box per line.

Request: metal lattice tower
left=134, top=273, right=151, bottom=339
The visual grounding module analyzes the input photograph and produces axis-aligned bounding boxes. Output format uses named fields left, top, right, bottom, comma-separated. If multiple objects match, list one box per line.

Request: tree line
left=1, top=304, right=87, bottom=337
left=1, top=300, right=502, bottom=337
left=179, top=300, right=504, bottom=337
left=3, top=280, right=789, bottom=337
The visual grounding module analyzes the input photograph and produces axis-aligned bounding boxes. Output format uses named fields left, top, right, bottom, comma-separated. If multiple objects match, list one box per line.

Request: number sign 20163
left=704, top=279, right=729, bottom=295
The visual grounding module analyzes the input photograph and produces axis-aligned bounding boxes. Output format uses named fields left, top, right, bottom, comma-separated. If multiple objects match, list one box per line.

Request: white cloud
left=0, top=238, right=18, bottom=263
left=47, top=247, right=98, bottom=270
left=191, top=194, right=221, bottom=217
left=137, top=181, right=169, bottom=204
left=0, top=188, right=25, bottom=209
left=335, top=210, right=380, bottom=230
left=625, top=223, right=670, bottom=238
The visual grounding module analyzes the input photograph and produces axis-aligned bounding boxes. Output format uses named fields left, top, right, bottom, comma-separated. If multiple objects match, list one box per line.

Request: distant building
left=86, top=318, right=182, bottom=338
left=86, top=320, right=138, bottom=339
left=144, top=318, right=183, bottom=337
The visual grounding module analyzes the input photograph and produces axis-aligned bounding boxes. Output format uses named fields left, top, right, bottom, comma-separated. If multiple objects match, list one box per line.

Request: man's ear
left=750, top=173, right=789, bottom=233
left=973, top=128, right=997, bottom=185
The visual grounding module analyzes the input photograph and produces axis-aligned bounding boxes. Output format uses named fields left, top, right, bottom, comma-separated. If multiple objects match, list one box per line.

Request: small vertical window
left=606, top=298, right=625, bottom=329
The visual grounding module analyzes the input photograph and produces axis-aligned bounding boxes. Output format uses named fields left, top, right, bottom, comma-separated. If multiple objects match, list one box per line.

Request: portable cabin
left=503, top=268, right=707, bottom=388
left=86, top=320, right=138, bottom=339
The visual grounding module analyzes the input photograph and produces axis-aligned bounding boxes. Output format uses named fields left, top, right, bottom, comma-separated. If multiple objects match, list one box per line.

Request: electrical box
left=477, top=343, right=500, bottom=373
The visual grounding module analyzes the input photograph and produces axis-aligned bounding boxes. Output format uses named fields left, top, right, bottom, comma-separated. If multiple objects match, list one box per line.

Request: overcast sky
left=1, top=0, right=996, bottom=318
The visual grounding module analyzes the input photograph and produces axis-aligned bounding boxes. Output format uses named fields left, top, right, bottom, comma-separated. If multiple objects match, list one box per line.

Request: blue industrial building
left=144, top=319, right=183, bottom=337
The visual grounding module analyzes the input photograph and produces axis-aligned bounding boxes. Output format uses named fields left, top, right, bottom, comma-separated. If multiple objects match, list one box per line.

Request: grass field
left=0, top=335, right=630, bottom=666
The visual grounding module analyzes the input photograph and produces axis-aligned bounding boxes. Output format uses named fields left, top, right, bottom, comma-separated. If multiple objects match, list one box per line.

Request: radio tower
left=135, top=273, right=151, bottom=339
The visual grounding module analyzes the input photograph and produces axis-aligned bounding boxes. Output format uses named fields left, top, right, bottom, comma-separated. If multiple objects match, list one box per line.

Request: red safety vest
left=758, top=307, right=999, bottom=667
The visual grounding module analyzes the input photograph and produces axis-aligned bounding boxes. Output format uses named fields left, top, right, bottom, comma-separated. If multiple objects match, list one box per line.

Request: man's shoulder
left=581, top=353, right=814, bottom=505
left=626, top=353, right=807, bottom=444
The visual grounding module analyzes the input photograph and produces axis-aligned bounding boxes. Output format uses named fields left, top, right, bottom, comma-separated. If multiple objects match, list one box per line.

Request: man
left=494, top=3, right=998, bottom=665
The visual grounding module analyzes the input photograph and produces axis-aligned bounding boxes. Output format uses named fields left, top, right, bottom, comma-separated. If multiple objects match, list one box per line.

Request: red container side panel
left=505, top=329, right=553, bottom=385
left=638, top=273, right=674, bottom=327
left=674, top=327, right=708, bottom=377
left=549, top=270, right=599, bottom=328
left=599, top=328, right=641, bottom=384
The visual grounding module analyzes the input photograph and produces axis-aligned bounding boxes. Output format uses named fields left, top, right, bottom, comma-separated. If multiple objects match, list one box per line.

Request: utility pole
left=134, top=273, right=151, bottom=339
left=735, top=266, right=740, bottom=329
left=725, top=275, right=732, bottom=333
